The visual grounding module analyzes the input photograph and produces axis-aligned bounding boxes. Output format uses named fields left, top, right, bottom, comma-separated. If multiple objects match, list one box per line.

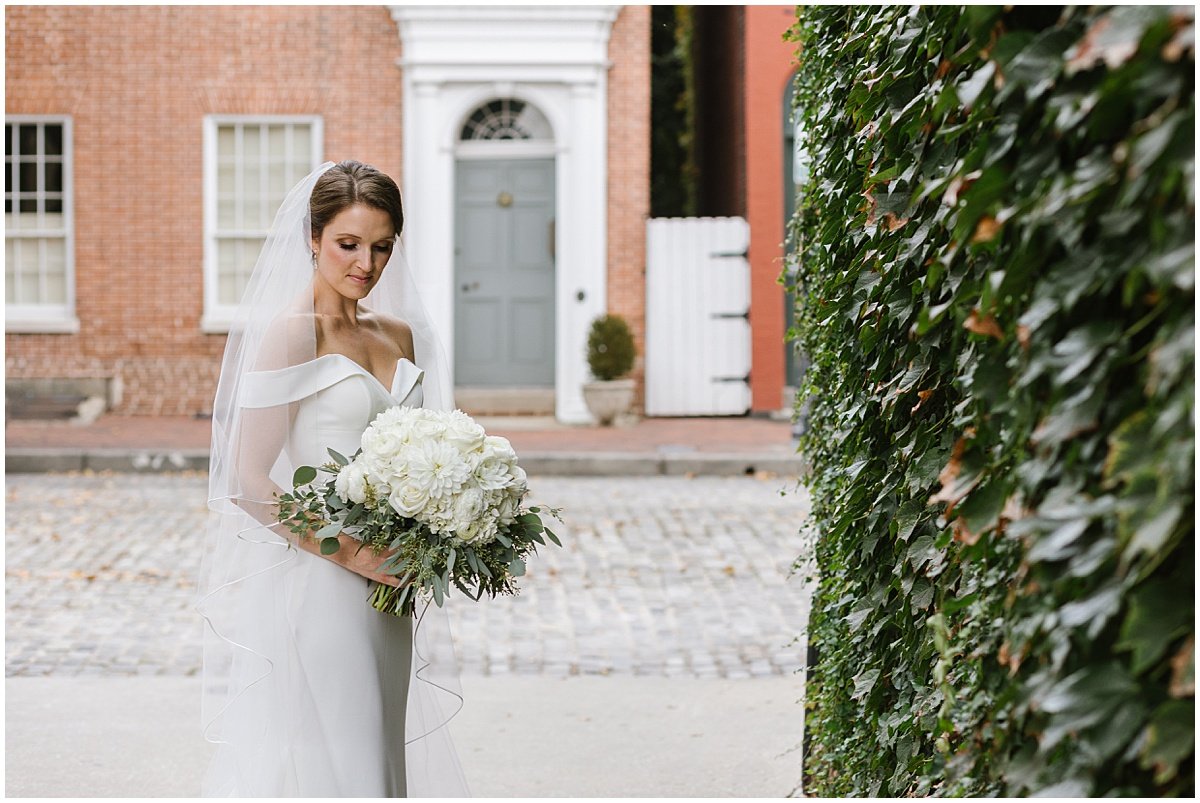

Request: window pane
left=43, top=238, right=67, bottom=304
left=217, top=195, right=236, bottom=228
left=5, top=161, right=11, bottom=194
left=44, top=124, right=63, bottom=156
left=5, top=124, right=12, bottom=157
left=244, top=158, right=261, bottom=196
left=17, top=242, right=40, bottom=302
left=19, top=198, right=36, bottom=214
left=268, top=160, right=288, bottom=197
left=19, top=161, right=37, bottom=194
left=217, top=162, right=235, bottom=195
left=19, top=125, right=38, bottom=156
left=243, top=125, right=260, bottom=162
left=268, top=125, right=286, bottom=157
left=217, top=125, right=235, bottom=158
left=45, top=198, right=63, bottom=215
left=45, top=162, right=62, bottom=193
left=217, top=239, right=262, bottom=305
left=292, top=125, right=312, bottom=161
left=5, top=239, right=15, bottom=303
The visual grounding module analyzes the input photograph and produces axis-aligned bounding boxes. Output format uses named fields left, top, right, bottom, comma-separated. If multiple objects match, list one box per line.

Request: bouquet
left=276, top=407, right=562, bottom=617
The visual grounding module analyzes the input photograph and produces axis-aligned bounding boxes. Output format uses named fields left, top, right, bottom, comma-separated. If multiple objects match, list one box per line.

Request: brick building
left=5, top=5, right=650, bottom=423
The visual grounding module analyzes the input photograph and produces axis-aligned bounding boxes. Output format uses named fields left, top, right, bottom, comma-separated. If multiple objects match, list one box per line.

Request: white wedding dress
left=204, top=353, right=464, bottom=797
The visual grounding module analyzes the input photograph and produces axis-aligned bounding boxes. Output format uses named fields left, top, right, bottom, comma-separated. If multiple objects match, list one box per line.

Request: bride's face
left=312, top=203, right=396, bottom=300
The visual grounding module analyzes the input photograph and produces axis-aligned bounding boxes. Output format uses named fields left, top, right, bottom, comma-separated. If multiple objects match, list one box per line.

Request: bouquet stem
left=370, top=581, right=415, bottom=618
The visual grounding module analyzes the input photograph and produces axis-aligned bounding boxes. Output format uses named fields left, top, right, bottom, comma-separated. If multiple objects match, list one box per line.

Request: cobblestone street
left=6, top=472, right=814, bottom=680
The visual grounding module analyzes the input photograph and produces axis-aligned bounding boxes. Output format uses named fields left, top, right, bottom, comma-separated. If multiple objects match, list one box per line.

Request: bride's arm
left=232, top=415, right=402, bottom=588
left=230, top=316, right=401, bottom=587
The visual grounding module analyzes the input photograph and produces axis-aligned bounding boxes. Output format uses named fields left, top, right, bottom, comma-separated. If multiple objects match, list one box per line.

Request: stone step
left=455, top=387, right=555, bottom=416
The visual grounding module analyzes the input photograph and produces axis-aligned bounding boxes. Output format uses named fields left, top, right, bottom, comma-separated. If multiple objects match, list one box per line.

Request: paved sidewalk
left=6, top=675, right=805, bottom=797
left=6, top=413, right=804, bottom=475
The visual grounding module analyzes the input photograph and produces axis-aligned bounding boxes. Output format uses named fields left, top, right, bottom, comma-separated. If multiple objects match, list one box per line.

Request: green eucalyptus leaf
left=293, top=466, right=318, bottom=487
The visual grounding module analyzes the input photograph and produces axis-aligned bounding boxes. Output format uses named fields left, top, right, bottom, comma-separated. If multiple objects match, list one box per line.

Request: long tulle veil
left=195, top=161, right=468, bottom=795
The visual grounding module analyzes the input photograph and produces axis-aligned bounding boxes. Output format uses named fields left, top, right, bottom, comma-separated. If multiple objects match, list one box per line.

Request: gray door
left=454, top=159, right=556, bottom=387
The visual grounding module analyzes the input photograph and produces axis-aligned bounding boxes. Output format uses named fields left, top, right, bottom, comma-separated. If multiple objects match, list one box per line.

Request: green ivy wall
left=785, top=6, right=1193, bottom=795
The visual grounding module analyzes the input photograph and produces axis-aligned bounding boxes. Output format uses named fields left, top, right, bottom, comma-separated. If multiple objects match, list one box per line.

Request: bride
left=196, top=161, right=469, bottom=796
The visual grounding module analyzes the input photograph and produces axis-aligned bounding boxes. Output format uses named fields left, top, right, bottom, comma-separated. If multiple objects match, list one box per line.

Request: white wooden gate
left=645, top=217, right=751, bottom=416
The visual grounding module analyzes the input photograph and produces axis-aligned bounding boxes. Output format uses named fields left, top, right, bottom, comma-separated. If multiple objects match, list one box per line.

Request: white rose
left=389, top=482, right=431, bottom=518
left=334, top=461, right=370, bottom=504
left=483, top=435, right=517, bottom=463
left=474, top=456, right=512, bottom=491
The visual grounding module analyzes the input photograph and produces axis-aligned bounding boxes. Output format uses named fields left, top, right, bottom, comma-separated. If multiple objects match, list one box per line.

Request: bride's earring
left=311, top=251, right=318, bottom=271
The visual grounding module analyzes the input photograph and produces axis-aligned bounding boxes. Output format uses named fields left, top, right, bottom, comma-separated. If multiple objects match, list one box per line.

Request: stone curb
left=6, top=448, right=807, bottom=477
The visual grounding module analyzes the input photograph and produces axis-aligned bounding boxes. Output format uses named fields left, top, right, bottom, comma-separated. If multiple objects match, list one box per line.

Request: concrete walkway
left=5, top=413, right=804, bottom=476
left=6, top=675, right=805, bottom=797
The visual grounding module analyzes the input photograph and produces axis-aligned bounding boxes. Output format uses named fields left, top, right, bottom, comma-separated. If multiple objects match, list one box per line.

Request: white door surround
left=389, top=5, right=619, bottom=424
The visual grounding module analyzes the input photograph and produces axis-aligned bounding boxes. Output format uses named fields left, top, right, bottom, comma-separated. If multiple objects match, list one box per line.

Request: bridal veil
left=195, top=161, right=469, bottom=796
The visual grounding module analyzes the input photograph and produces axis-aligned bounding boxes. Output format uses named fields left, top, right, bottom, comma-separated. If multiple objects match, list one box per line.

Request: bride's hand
left=335, top=539, right=404, bottom=587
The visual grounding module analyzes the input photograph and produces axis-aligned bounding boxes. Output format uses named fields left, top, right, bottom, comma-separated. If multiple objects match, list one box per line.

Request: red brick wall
left=4, top=6, right=404, bottom=415
left=744, top=6, right=798, bottom=413
left=605, top=5, right=651, bottom=412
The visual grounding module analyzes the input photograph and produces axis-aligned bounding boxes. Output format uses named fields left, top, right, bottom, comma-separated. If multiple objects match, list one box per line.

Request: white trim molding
left=390, top=5, right=618, bottom=424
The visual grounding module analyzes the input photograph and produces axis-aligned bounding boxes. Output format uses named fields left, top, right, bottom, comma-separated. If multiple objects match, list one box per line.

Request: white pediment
left=390, top=5, right=619, bottom=73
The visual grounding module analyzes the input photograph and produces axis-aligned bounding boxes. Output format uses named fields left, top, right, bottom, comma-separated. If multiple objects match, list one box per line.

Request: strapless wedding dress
left=203, top=353, right=464, bottom=797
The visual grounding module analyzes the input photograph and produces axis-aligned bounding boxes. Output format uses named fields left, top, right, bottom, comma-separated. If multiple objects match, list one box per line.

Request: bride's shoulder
left=364, top=310, right=415, bottom=359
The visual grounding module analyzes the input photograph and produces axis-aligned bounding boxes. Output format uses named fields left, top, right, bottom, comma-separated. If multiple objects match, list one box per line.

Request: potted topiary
left=582, top=313, right=636, bottom=426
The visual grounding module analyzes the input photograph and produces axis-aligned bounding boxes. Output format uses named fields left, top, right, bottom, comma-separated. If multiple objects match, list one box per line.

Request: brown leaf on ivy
left=952, top=517, right=981, bottom=545
left=1162, top=17, right=1195, bottom=62
left=884, top=212, right=909, bottom=232
left=995, top=493, right=1026, bottom=536
left=862, top=189, right=878, bottom=225
left=935, top=58, right=952, bottom=80
left=1066, top=13, right=1140, bottom=74
left=972, top=215, right=1001, bottom=243
left=1169, top=635, right=1195, bottom=698
left=942, top=172, right=980, bottom=206
left=929, top=428, right=979, bottom=515
left=998, top=640, right=1026, bottom=677
left=964, top=310, right=1005, bottom=339
left=1016, top=324, right=1031, bottom=351
left=911, top=388, right=934, bottom=414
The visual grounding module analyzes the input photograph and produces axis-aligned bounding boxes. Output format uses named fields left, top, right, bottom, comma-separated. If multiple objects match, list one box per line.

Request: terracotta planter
left=582, top=378, right=635, bottom=426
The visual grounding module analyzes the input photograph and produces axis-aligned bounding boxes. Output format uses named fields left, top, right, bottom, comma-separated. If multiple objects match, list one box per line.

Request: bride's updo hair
left=309, top=160, right=404, bottom=239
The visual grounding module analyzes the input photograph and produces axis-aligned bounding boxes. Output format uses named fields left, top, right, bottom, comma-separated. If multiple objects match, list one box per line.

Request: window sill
left=200, top=314, right=234, bottom=334
left=5, top=316, right=81, bottom=334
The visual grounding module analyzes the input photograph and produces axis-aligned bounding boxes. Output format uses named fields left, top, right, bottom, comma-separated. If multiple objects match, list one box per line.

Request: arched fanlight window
left=460, top=98, right=553, bottom=141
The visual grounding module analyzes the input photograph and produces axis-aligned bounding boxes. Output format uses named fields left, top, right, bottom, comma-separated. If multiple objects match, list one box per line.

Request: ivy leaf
left=852, top=667, right=881, bottom=700
left=1117, top=582, right=1192, bottom=674
left=1058, top=581, right=1122, bottom=639
left=956, top=480, right=1008, bottom=537
left=907, top=535, right=938, bottom=570
left=1140, top=701, right=1195, bottom=784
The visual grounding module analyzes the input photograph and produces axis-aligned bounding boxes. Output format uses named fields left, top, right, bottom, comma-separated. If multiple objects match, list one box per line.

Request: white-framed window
left=5, top=116, right=77, bottom=333
left=201, top=116, right=323, bottom=332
